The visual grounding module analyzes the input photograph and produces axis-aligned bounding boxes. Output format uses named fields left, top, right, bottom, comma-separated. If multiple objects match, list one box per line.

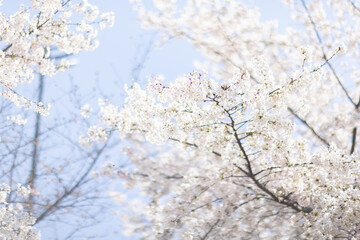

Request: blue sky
left=58, top=0, right=203, bottom=106
left=65, top=0, right=294, bottom=98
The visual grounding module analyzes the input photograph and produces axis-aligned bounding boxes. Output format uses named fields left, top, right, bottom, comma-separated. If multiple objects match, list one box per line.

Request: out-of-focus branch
left=28, top=74, right=45, bottom=211
left=288, top=107, right=330, bottom=147
left=301, top=0, right=356, bottom=107
left=35, top=137, right=110, bottom=223
left=349, top=0, right=360, bottom=13
left=301, top=0, right=360, bottom=154
left=350, top=127, right=357, bottom=154
left=2, top=44, right=12, bottom=52
left=200, top=219, right=220, bottom=240
left=169, top=137, right=222, bottom=157
left=130, top=36, right=154, bottom=82
left=350, top=97, right=360, bottom=154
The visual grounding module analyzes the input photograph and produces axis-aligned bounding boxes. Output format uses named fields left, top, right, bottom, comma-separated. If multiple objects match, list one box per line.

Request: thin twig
left=2, top=44, right=12, bottom=52
left=35, top=138, right=110, bottom=223
left=349, top=0, right=360, bottom=13
left=168, top=137, right=222, bottom=157
left=200, top=219, right=220, bottom=240
left=288, top=107, right=330, bottom=147
left=351, top=127, right=357, bottom=154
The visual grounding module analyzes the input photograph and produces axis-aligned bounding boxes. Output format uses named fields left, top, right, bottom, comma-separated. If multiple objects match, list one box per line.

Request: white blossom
left=0, top=183, right=40, bottom=240
left=7, top=115, right=27, bottom=125
left=0, top=0, right=114, bottom=113
left=80, top=104, right=93, bottom=118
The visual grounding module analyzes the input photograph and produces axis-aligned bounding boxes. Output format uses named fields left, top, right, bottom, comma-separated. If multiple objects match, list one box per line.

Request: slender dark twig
left=2, top=44, right=12, bottom=52
left=349, top=0, right=360, bottom=13
left=169, top=137, right=221, bottom=157
left=35, top=138, right=110, bottom=223
left=351, top=127, right=357, bottom=154
left=200, top=219, right=220, bottom=240
left=288, top=107, right=330, bottom=147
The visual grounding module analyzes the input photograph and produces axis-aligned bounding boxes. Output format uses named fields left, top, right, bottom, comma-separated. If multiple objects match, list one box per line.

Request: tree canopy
left=2, top=0, right=360, bottom=239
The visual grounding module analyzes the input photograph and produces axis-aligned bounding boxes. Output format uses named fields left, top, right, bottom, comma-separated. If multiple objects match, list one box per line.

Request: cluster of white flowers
left=82, top=0, right=360, bottom=239
left=79, top=125, right=109, bottom=146
left=7, top=114, right=28, bottom=125
left=0, top=0, right=114, bottom=114
left=0, top=183, right=40, bottom=240
left=84, top=67, right=325, bottom=238
left=80, top=103, right=93, bottom=119
left=100, top=12, right=115, bottom=30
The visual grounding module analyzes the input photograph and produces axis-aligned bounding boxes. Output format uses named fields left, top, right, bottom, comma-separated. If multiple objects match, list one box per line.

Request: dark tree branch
left=349, top=0, right=360, bottom=13
left=35, top=138, right=110, bottom=223
left=2, top=44, right=12, bottom=52
left=233, top=163, right=312, bottom=213
left=224, top=108, right=312, bottom=214
left=301, top=0, right=357, bottom=107
left=169, top=97, right=313, bottom=217
left=27, top=74, right=45, bottom=212
left=200, top=219, right=220, bottom=240
left=302, top=0, right=360, bottom=154
left=288, top=107, right=330, bottom=147
left=191, top=198, right=222, bottom=213
left=351, top=127, right=357, bottom=154
left=168, top=137, right=221, bottom=157
left=225, top=109, right=254, bottom=175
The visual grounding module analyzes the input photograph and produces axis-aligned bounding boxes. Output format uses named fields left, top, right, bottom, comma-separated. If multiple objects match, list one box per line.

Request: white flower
left=7, top=115, right=27, bottom=125
left=80, top=104, right=93, bottom=118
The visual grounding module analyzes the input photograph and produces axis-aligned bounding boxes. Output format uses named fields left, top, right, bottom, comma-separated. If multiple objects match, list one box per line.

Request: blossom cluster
left=0, top=183, right=40, bottom=240
left=0, top=0, right=114, bottom=114
left=83, top=66, right=337, bottom=239
left=7, top=114, right=28, bottom=125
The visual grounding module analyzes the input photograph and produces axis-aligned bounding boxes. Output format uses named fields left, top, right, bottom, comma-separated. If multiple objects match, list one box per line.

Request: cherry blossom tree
left=83, top=0, right=360, bottom=239
left=0, top=0, right=114, bottom=239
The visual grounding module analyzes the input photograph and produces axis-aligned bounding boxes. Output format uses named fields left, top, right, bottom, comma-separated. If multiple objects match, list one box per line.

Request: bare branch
left=27, top=74, right=45, bottom=212
left=200, top=219, right=220, bottom=240
left=168, top=137, right=222, bottom=157
left=2, top=44, right=12, bottom=52
left=35, top=137, right=111, bottom=223
left=288, top=107, right=330, bottom=147
left=349, top=0, right=360, bottom=13
left=351, top=127, right=357, bottom=154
